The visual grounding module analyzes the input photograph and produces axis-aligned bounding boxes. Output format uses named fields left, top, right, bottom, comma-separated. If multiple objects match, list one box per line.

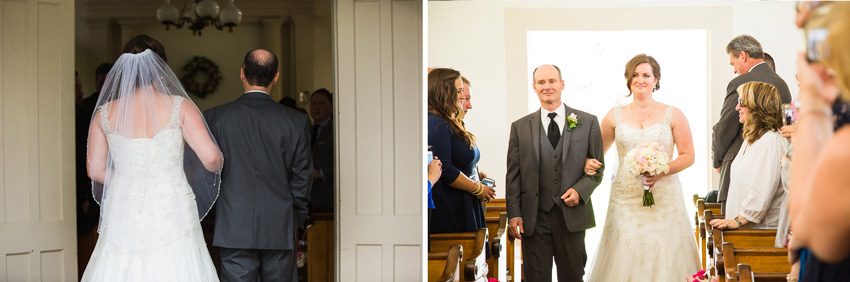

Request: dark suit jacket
left=505, top=104, right=604, bottom=236
left=712, top=63, right=792, bottom=169
left=310, top=118, right=335, bottom=211
left=204, top=91, right=313, bottom=250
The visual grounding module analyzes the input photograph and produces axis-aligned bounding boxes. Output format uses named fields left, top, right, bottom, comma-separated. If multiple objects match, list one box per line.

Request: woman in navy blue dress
left=427, top=68, right=496, bottom=235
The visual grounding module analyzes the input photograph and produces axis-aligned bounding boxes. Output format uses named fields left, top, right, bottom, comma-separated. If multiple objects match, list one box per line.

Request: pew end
left=430, top=228, right=490, bottom=282
left=429, top=245, right=463, bottom=282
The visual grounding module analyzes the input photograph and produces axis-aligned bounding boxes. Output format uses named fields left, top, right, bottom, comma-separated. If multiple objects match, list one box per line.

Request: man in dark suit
left=308, top=88, right=334, bottom=211
left=75, top=63, right=111, bottom=278
left=713, top=35, right=791, bottom=213
left=204, top=49, right=312, bottom=282
left=506, top=64, right=604, bottom=282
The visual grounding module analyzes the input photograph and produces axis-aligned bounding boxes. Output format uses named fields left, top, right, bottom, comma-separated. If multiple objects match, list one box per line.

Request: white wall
left=429, top=0, right=801, bottom=198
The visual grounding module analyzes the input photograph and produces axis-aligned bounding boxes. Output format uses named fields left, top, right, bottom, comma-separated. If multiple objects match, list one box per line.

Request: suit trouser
left=718, top=159, right=733, bottom=214
left=220, top=248, right=297, bottom=282
left=522, top=206, right=587, bottom=282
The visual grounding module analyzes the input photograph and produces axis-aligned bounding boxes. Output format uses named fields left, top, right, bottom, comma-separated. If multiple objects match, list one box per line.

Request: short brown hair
left=624, top=54, right=661, bottom=96
left=121, top=34, right=168, bottom=62
left=738, top=81, right=783, bottom=144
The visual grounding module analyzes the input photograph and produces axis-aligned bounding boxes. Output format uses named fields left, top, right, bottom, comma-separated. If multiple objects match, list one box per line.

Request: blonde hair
left=825, top=2, right=850, bottom=101
left=739, top=82, right=783, bottom=144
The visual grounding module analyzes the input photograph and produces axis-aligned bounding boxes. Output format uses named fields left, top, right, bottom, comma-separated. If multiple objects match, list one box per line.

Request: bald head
left=532, top=64, right=562, bottom=81
left=243, top=49, right=279, bottom=87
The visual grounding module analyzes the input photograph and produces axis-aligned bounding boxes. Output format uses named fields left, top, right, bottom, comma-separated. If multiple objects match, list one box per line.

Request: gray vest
left=538, top=121, right=564, bottom=212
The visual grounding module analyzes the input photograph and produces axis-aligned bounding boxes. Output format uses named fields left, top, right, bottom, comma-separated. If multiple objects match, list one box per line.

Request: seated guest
left=710, top=81, right=790, bottom=230
left=427, top=68, right=495, bottom=235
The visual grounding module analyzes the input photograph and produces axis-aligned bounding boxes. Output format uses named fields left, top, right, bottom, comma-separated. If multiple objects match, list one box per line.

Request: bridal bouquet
left=623, top=142, right=670, bottom=207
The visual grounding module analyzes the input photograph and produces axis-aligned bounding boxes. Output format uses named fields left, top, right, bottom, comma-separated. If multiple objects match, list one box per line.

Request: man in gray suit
left=506, top=64, right=604, bottom=282
left=713, top=35, right=791, bottom=213
left=204, top=49, right=312, bottom=282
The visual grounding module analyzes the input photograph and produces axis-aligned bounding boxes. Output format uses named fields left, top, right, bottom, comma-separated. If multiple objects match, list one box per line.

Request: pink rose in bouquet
left=623, top=142, right=670, bottom=207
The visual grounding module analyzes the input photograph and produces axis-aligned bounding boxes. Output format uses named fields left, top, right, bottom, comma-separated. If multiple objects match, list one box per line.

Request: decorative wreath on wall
left=181, top=56, right=222, bottom=98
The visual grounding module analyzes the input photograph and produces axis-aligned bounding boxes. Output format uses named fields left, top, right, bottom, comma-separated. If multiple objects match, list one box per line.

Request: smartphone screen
left=783, top=104, right=796, bottom=126
left=806, top=28, right=828, bottom=62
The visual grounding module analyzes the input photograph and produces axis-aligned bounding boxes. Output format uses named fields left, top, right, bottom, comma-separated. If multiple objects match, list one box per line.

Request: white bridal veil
left=87, top=49, right=222, bottom=230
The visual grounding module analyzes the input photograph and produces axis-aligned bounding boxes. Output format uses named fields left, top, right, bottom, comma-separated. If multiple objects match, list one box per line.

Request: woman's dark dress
left=427, top=113, right=485, bottom=234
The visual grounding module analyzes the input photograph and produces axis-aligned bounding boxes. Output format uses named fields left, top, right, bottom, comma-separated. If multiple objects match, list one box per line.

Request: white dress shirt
left=726, top=130, right=790, bottom=229
left=540, top=103, right=566, bottom=135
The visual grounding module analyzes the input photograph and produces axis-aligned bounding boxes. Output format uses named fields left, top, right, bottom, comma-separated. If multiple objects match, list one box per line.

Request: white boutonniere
left=567, top=113, right=580, bottom=131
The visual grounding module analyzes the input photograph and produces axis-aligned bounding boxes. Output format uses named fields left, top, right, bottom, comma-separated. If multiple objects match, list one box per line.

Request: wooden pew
left=737, top=264, right=754, bottom=282
left=484, top=200, right=507, bottom=279
left=703, top=209, right=726, bottom=280
left=722, top=242, right=789, bottom=282
left=704, top=210, right=723, bottom=258
left=486, top=199, right=517, bottom=282
left=721, top=229, right=777, bottom=248
left=699, top=221, right=707, bottom=269
left=429, top=245, right=463, bottom=282
left=430, top=228, right=490, bottom=282
left=306, top=212, right=334, bottom=282
left=695, top=199, right=706, bottom=269
left=484, top=213, right=507, bottom=279
left=694, top=194, right=722, bottom=272
left=711, top=228, right=777, bottom=282
left=699, top=200, right=722, bottom=217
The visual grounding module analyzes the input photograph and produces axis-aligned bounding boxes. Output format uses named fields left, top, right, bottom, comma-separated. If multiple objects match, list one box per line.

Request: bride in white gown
left=585, top=54, right=700, bottom=281
left=82, top=35, right=223, bottom=281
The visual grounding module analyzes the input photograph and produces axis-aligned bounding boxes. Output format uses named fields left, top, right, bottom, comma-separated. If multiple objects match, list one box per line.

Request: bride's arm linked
left=583, top=109, right=616, bottom=175
left=180, top=100, right=223, bottom=172
left=87, top=111, right=109, bottom=184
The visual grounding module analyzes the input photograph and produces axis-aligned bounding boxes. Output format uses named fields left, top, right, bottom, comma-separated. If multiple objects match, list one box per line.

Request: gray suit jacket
left=505, top=104, right=604, bottom=236
left=712, top=63, right=792, bottom=169
left=204, top=91, right=313, bottom=250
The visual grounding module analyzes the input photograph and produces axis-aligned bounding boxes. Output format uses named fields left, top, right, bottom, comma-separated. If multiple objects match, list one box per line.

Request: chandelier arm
left=212, top=18, right=224, bottom=30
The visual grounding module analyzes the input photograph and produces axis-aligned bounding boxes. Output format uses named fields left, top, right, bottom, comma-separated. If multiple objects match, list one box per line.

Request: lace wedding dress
left=81, top=96, right=219, bottom=282
left=587, top=106, right=700, bottom=281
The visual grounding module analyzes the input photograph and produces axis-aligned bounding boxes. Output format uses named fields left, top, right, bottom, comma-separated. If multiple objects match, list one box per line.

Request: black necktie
left=548, top=112, right=560, bottom=148
left=311, top=124, right=321, bottom=146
